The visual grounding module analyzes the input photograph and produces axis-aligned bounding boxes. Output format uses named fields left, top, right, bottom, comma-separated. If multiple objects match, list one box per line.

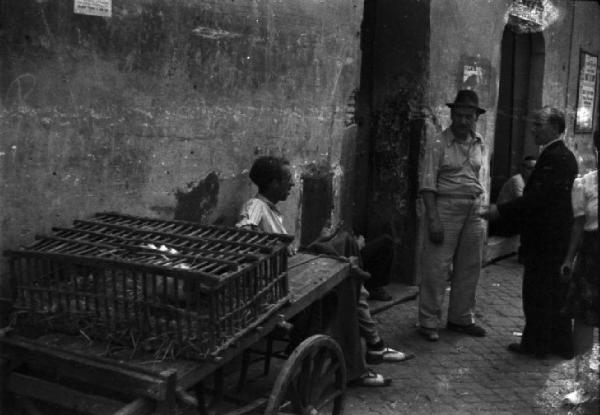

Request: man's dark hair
left=541, top=106, right=566, bottom=134
left=249, top=156, right=290, bottom=192
left=523, top=155, right=537, bottom=162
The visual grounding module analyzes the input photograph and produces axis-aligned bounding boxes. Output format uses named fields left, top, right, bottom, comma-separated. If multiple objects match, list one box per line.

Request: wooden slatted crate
left=5, top=212, right=293, bottom=360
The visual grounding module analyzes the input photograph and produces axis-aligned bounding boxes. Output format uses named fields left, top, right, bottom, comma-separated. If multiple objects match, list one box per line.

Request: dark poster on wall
left=457, top=56, right=492, bottom=109
left=575, top=51, right=598, bottom=133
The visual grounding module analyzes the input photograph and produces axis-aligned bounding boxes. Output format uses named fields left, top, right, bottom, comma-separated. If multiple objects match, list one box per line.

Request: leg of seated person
left=324, top=275, right=366, bottom=382
left=357, top=284, right=380, bottom=346
left=358, top=284, right=416, bottom=364
left=361, top=234, right=394, bottom=299
left=307, top=230, right=361, bottom=259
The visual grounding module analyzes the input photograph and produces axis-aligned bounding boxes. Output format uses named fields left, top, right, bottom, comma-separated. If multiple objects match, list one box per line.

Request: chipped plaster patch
left=191, top=26, right=242, bottom=40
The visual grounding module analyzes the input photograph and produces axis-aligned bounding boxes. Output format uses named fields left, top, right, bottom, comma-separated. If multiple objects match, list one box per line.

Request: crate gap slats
left=6, top=214, right=291, bottom=360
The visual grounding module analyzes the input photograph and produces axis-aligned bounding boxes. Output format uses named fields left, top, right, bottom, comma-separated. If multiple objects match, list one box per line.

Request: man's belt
left=437, top=193, right=481, bottom=200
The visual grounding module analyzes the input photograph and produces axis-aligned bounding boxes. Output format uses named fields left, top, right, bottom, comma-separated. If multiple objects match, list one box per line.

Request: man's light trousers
left=419, top=196, right=484, bottom=329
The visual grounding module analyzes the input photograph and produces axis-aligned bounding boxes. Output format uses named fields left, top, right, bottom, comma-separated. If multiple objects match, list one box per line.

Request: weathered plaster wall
left=428, top=0, right=510, bottom=164
left=564, top=1, right=600, bottom=173
left=535, top=0, right=600, bottom=173
left=0, top=0, right=363, bottom=305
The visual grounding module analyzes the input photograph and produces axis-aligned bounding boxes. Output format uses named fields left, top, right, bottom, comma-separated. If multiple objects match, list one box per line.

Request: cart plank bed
left=0, top=253, right=351, bottom=415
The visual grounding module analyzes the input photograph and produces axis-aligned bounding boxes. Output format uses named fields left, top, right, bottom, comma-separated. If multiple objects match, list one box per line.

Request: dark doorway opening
left=491, top=27, right=545, bottom=206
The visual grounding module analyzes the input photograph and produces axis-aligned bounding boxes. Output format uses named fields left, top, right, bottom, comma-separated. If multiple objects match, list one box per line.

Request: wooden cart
left=0, top=253, right=351, bottom=415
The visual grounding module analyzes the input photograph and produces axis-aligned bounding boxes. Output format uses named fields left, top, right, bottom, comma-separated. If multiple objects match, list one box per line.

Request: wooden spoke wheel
left=264, top=334, right=346, bottom=415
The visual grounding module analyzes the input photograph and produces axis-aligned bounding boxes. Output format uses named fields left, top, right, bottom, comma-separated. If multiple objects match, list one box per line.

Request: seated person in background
left=491, top=156, right=537, bottom=262
left=496, top=156, right=537, bottom=204
left=237, top=156, right=414, bottom=387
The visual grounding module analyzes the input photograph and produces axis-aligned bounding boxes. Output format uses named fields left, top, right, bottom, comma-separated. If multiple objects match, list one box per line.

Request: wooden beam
left=223, top=398, right=268, bottom=415
left=8, top=373, right=124, bottom=415
left=0, top=336, right=169, bottom=400
left=113, top=398, right=154, bottom=415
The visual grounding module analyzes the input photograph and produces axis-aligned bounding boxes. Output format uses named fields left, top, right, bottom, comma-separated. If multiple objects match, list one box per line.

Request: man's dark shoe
left=368, top=287, right=393, bottom=302
left=446, top=322, right=486, bottom=337
left=507, top=343, right=546, bottom=359
left=507, top=342, right=529, bottom=355
left=551, top=349, right=574, bottom=360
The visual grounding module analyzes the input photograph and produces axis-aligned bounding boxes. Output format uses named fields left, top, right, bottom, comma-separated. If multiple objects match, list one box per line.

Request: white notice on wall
left=575, top=52, right=598, bottom=132
left=74, top=0, right=112, bottom=17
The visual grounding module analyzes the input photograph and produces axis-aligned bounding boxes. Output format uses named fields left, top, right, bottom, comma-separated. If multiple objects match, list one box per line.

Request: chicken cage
left=5, top=212, right=294, bottom=360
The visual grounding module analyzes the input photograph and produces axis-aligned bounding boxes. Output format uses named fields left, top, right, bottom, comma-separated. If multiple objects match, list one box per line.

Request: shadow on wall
left=173, top=171, right=219, bottom=223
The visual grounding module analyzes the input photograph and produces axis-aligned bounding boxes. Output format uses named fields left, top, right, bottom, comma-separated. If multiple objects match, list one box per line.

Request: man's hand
left=428, top=215, right=444, bottom=244
left=479, top=204, right=499, bottom=221
left=317, top=220, right=344, bottom=242
left=356, top=234, right=366, bottom=250
left=287, top=245, right=297, bottom=257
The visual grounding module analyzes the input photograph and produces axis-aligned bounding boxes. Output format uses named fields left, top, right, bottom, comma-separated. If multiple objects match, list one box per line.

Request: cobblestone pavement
left=346, top=256, right=599, bottom=415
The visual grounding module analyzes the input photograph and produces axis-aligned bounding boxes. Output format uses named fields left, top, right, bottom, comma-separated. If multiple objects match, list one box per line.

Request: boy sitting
left=236, top=156, right=415, bottom=386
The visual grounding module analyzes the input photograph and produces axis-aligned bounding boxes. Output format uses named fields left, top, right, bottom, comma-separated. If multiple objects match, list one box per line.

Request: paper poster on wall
left=458, top=56, right=492, bottom=108
left=575, top=51, right=598, bottom=133
left=74, top=0, right=112, bottom=17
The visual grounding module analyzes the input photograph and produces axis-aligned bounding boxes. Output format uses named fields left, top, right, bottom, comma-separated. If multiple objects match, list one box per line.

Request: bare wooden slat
left=71, top=261, right=81, bottom=313
left=102, top=268, right=110, bottom=326
left=77, top=218, right=282, bottom=254
left=113, top=398, right=154, bottom=415
left=8, top=373, right=124, bottom=415
left=132, top=270, right=140, bottom=334
left=13, top=257, right=25, bottom=308
left=1, top=336, right=170, bottom=400
left=51, top=229, right=247, bottom=269
left=174, top=277, right=182, bottom=345
left=8, top=257, right=19, bottom=306
left=23, top=258, right=33, bottom=310
left=47, top=261, right=59, bottom=314
left=123, top=269, right=130, bottom=326
left=111, top=268, right=118, bottom=330
left=93, top=270, right=101, bottom=319
left=6, top=250, right=220, bottom=289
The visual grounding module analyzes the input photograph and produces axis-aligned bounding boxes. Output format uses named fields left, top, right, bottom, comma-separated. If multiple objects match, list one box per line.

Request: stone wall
left=0, top=0, right=363, bottom=306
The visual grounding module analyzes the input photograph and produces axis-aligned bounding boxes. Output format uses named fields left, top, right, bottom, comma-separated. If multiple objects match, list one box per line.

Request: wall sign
left=575, top=51, right=598, bottom=133
left=74, top=0, right=112, bottom=17
left=457, top=56, right=492, bottom=108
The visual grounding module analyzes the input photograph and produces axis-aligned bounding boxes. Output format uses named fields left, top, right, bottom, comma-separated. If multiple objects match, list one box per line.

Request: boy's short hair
left=249, top=156, right=290, bottom=192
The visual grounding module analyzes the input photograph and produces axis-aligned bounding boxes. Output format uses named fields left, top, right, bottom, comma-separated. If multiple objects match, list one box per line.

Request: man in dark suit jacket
left=484, top=106, right=578, bottom=359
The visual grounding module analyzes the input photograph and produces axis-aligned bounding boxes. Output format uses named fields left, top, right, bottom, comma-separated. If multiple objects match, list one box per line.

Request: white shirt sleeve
left=571, top=176, right=585, bottom=218
left=236, top=199, right=264, bottom=228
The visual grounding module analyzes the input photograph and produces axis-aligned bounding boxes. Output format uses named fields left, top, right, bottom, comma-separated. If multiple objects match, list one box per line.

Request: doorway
left=490, top=26, right=545, bottom=204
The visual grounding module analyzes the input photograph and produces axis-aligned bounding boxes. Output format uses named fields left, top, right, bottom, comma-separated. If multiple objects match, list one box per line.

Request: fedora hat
left=447, top=90, right=486, bottom=114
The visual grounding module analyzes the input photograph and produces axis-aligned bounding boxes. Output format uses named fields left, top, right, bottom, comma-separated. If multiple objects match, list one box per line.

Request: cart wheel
left=264, top=334, right=346, bottom=415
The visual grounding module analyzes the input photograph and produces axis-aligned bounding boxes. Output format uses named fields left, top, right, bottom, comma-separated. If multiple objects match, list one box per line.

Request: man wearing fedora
left=417, top=90, right=487, bottom=341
